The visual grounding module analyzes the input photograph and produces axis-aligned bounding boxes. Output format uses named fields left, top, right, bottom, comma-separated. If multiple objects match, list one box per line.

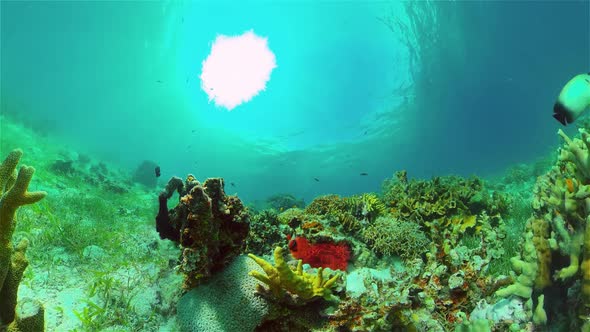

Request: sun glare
left=200, top=30, right=277, bottom=110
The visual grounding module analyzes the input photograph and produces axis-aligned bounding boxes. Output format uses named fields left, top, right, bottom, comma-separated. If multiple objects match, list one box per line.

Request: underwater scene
left=1, top=1, right=590, bottom=331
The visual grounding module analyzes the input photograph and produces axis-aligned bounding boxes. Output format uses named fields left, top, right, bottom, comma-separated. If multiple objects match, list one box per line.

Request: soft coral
left=288, top=236, right=350, bottom=271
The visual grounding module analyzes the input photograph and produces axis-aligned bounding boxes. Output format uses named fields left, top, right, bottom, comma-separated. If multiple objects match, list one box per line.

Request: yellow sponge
left=0, top=149, right=46, bottom=331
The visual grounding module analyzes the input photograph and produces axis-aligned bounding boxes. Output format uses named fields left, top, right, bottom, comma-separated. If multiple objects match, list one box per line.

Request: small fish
left=363, top=130, right=368, bottom=135
left=314, top=177, right=320, bottom=182
left=230, top=182, right=235, bottom=187
left=360, top=172, right=368, bottom=176
left=156, top=80, right=163, bottom=83
left=191, top=129, right=197, bottom=133
left=155, top=166, right=161, bottom=177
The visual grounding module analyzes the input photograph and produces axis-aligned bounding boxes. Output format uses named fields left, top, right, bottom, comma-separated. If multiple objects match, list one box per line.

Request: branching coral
left=495, top=128, right=590, bottom=329
left=359, top=193, right=386, bottom=222
left=246, top=209, right=286, bottom=256
left=361, top=216, right=429, bottom=260
left=248, top=247, right=340, bottom=303
left=1, top=149, right=46, bottom=332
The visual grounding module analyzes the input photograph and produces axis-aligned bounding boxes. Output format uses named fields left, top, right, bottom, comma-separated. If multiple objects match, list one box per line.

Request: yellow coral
left=496, top=230, right=537, bottom=299
left=532, top=218, right=552, bottom=290
left=360, top=193, right=385, bottom=221
left=0, top=149, right=46, bottom=331
left=247, top=247, right=340, bottom=301
left=581, top=218, right=590, bottom=307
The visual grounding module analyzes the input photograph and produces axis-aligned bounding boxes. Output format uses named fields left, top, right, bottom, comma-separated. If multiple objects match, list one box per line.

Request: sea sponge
left=580, top=219, right=590, bottom=306
left=531, top=218, right=552, bottom=290
left=288, top=237, right=350, bottom=271
left=495, top=229, right=537, bottom=299
left=0, top=149, right=46, bottom=331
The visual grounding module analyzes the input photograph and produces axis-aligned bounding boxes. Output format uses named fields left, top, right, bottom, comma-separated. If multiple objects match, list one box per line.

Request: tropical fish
left=360, top=172, right=368, bottom=176
left=155, top=166, right=161, bottom=177
left=553, top=73, right=590, bottom=125
left=314, top=177, right=320, bottom=182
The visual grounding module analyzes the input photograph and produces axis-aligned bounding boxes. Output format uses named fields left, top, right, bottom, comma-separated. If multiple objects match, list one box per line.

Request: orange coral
left=565, top=178, right=574, bottom=193
left=302, top=221, right=324, bottom=232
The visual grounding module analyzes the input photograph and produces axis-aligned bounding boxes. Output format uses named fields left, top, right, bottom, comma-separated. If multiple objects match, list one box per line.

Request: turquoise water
left=3, top=1, right=586, bottom=202
left=1, top=1, right=590, bottom=331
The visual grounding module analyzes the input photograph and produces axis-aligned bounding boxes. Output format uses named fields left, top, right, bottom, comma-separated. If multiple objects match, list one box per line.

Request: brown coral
left=157, top=176, right=249, bottom=289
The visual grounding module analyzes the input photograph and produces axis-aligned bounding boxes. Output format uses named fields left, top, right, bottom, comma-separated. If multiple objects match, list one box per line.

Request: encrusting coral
left=1, top=149, right=46, bottom=332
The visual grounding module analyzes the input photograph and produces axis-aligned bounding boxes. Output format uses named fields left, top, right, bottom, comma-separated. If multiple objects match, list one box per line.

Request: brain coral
left=177, top=255, right=270, bottom=332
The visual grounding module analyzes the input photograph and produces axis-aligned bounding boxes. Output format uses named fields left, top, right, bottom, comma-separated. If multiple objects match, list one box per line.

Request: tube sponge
left=0, top=149, right=46, bottom=331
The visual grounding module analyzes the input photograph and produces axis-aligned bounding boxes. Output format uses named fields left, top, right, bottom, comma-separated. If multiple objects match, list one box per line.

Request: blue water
left=1, top=1, right=588, bottom=203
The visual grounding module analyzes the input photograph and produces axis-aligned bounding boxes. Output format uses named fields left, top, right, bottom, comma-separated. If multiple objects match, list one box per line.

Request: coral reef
left=265, top=193, right=305, bottom=211
left=0, top=149, right=46, bottom=332
left=48, top=157, right=129, bottom=194
left=156, top=175, right=249, bottom=288
left=382, top=170, right=509, bottom=224
left=246, top=210, right=288, bottom=256
left=132, top=160, right=159, bottom=188
left=494, top=127, right=590, bottom=330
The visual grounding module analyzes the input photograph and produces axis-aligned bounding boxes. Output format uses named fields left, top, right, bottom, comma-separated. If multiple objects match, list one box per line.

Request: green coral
left=382, top=171, right=507, bottom=224
left=248, top=247, right=340, bottom=302
left=245, top=210, right=285, bottom=256
left=1, top=149, right=46, bottom=331
left=359, top=193, right=386, bottom=222
left=304, top=194, right=348, bottom=216
left=361, top=216, right=429, bottom=260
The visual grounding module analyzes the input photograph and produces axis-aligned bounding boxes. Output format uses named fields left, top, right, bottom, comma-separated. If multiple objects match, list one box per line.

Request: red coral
left=288, top=236, right=350, bottom=271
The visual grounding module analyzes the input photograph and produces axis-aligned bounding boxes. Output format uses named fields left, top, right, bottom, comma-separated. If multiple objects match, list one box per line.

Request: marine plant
left=73, top=268, right=142, bottom=331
